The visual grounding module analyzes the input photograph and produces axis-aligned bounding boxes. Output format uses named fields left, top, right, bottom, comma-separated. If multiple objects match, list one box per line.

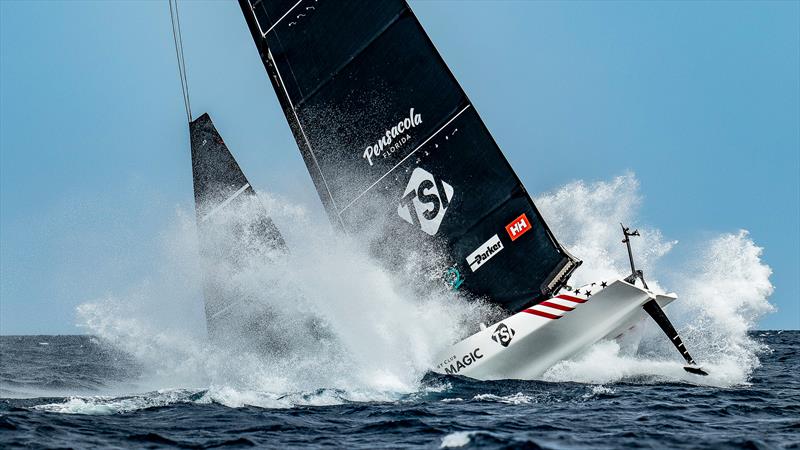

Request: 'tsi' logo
left=505, top=213, right=531, bottom=241
left=491, top=323, right=516, bottom=347
left=397, top=167, right=454, bottom=236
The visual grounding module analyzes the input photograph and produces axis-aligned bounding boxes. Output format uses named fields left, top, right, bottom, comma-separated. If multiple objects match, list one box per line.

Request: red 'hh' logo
left=505, top=213, right=531, bottom=241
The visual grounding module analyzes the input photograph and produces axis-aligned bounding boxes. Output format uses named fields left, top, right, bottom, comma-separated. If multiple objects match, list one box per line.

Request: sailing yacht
left=180, top=0, right=706, bottom=380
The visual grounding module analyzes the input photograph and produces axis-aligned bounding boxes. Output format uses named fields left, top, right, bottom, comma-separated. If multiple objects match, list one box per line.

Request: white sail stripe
left=209, top=298, right=244, bottom=320
left=264, top=0, right=304, bottom=35
left=201, top=183, right=250, bottom=222
left=269, top=49, right=344, bottom=228
left=545, top=298, right=578, bottom=309
left=339, top=104, right=472, bottom=214
left=531, top=305, right=568, bottom=316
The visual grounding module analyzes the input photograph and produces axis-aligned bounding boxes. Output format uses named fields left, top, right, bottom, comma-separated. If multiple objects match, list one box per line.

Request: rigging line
left=168, top=0, right=188, bottom=121
left=168, top=0, right=191, bottom=123
left=173, top=0, right=191, bottom=121
left=173, top=0, right=192, bottom=120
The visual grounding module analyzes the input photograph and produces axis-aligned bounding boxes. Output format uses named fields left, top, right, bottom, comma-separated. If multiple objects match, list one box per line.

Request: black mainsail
left=190, top=112, right=287, bottom=339
left=237, top=0, right=579, bottom=312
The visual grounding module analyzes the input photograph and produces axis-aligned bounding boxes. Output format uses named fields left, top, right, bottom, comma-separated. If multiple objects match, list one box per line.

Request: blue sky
left=1, top=1, right=797, bottom=333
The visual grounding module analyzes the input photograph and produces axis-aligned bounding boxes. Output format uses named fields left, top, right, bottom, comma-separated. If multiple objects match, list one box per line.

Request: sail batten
left=239, top=0, right=579, bottom=312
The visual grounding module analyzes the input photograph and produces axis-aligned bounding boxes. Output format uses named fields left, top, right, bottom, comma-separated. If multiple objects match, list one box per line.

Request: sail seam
left=201, top=183, right=250, bottom=222
left=264, top=0, right=304, bottom=35
left=268, top=49, right=343, bottom=224
left=339, top=104, right=472, bottom=214
left=294, top=9, right=405, bottom=108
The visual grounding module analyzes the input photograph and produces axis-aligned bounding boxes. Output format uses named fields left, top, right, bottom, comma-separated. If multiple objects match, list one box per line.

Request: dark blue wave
left=0, top=332, right=798, bottom=449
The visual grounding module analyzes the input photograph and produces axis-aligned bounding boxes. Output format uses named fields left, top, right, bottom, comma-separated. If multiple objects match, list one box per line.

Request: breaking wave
left=33, top=389, right=199, bottom=415
left=69, top=173, right=774, bottom=412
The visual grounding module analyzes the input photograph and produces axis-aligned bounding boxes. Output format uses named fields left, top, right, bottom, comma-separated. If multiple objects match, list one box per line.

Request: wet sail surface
left=239, top=0, right=578, bottom=312
left=190, top=113, right=287, bottom=341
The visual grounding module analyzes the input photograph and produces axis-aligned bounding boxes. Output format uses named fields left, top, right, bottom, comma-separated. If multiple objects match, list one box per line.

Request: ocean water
left=2, top=174, right=793, bottom=448
left=1, top=332, right=797, bottom=449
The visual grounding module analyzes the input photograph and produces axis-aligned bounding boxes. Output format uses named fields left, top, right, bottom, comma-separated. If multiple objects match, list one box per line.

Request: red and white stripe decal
left=538, top=301, right=574, bottom=311
left=522, top=308, right=562, bottom=320
left=523, top=293, right=588, bottom=320
left=555, top=294, right=587, bottom=304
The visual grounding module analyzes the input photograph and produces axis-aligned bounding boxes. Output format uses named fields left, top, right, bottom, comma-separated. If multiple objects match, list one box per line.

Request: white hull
left=433, top=279, right=676, bottom=380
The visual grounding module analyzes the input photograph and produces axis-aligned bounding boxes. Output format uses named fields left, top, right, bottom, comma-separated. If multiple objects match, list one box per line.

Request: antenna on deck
left=621, top=223, right=708, bottom=376
left=621, top=223, right=648, bottom=289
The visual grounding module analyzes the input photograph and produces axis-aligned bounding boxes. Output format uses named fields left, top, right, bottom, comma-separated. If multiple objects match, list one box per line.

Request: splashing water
left=536, top=173, right=675, bottom=291
left=538, top=174, right=774, bottom=386
left=76, top=173, right=774, bottom=408
left=77, top=192, right=491, bottom=408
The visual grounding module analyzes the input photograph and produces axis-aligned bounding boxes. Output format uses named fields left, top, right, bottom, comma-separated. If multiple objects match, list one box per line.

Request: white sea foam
left=583, top=384, right=615, bottom=399
left=472, top=392, right=534, bottom=405
left=69, top=173, right=774, bottom=413
left=34, top=389, right=196, bottom=415
left=440, top=431, right=483, bottom=448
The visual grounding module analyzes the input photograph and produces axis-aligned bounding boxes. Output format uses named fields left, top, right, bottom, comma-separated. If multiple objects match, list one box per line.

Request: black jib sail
left=238, top=0, right=579, bottom=312
left=190, top=112, right=287, bottom=339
